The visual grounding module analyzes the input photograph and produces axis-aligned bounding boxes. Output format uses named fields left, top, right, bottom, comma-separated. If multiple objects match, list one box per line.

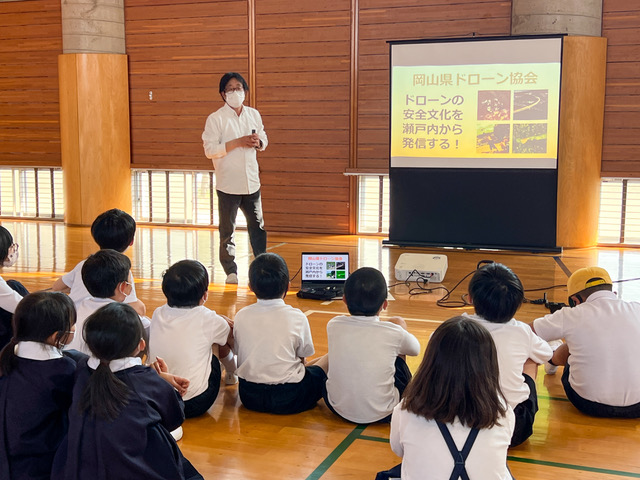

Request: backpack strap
left=436, top=420, right=480, bottom=480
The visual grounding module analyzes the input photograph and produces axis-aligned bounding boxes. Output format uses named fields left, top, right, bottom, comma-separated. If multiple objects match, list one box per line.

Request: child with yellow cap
left=531, top=266, right=640, bottom=418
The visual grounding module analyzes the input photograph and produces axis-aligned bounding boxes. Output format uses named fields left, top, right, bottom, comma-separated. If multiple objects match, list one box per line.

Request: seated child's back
left=325, top=267, right=420, bottom=424
left=233, top=253, right=327, bottom=414
left=466, top=262, right=551, bottom=446
left=53, top=209, right=144, bottom=314
left=65, top=249, right=150, bottom=355
left=149, top=260, right=231, bottom=418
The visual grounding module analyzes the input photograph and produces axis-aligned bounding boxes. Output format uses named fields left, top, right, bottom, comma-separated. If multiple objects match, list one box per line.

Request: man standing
left=202, top=72, right=268, bottom=284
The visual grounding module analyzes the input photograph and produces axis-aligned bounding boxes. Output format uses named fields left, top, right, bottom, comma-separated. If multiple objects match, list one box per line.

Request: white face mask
left=225, top=90, right=245, bottom=109
left=3, top=244, right=18, bottom=267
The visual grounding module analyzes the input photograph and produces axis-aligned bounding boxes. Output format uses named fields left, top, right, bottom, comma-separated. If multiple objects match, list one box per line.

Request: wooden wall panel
left=0, top=0, right=62, bottom=167
left=124, top=0, right=249, bottom=171
left=255, top=0, right=352, bottom=234
left=601, top=0, right=640, bottom=177
left=356, top=0, right=512, bottom=171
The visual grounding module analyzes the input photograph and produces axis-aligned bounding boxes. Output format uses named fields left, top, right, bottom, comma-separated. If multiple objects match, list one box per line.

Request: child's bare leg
left=306, top=354, right=329, bottom=373
left=551, top=342, right=570, bottom=366
left=523, top=358, right=539, bottom=380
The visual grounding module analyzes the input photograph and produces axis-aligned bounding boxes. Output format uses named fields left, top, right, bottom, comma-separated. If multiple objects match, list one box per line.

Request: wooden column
left=58, top=54, right=131, bottom=225
left=556, top=36, right=607, bottom=247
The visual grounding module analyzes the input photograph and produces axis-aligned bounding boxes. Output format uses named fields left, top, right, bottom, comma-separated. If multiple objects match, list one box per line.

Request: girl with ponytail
left=0, top=292, right=77, bottom=480
left=54, top=302, right=203, bottom=480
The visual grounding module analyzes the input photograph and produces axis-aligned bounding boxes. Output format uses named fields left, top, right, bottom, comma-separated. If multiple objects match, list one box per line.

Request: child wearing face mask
left=0, top=292, right=77, bottom=480
left=63, top=249, right=151, bottom=356
left=0, top=225, right=28, bottom=350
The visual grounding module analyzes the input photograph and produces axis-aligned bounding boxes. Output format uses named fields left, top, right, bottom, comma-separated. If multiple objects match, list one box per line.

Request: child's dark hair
left=0, top=225, right=14, bottom=263
left=0, top=292, right=76, bottom=376
left=468, top=262, right=524, bottom=323
left=82, top=249, right=131, bottom=299
left=402, top=316, right=506, bottom=429
left=343, top=267, right=387, bottom=316
left=219, top=72, right=249, bottom=93
left=79, top=303, right=144, bottom=421
left=162, top=259, right=209, bottom=307
left=90, top=209, right=136, bottom=252
left=249, top=253, right=289, bottom=299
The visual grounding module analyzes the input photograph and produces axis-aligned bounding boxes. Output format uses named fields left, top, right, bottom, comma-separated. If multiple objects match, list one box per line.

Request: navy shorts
left=184, top=355, right=221, bottom=418
left=562, top=364, right=640, bottom=418
left=510, top=373, right=538, bottom=447
left=239, top=365, right=327, bottom=415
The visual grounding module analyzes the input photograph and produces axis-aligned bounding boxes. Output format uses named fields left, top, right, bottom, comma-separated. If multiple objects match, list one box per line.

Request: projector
left=395, top=253, right=448, bottom=283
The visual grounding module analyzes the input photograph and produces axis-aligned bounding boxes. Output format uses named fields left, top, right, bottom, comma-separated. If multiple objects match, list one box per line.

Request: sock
left=219, top=350, right=236, bottom=374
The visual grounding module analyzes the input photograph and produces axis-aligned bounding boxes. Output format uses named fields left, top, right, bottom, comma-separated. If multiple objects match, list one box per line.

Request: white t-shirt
left=326, top=315, right=421, bottom=424
left=0, top=275, right=22, bottom=314
left=61, top=259, right=139, bottom=306
left=464, top=313, right=552, bottom=407
left=233, top=298, right=314, bottom=384
left=390, top=402, right=514, bottom=480
left=202, top=103, right=268, bottom=195
left=148, top=304, right=230, bottom=401
left=533, top=290, right=640, bottom=406
left=64, top=297, right=150, bottom=356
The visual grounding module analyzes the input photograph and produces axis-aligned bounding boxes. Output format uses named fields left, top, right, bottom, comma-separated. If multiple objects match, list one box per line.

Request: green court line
left=538, top=394, right=570, bottom=402
left=507, top=456, right=640, bottom=478
left=342, top=434, right=640, bottom=478
left=306, top=424, right=367, bottom=480
left=358, top=434, right=390, bottom=443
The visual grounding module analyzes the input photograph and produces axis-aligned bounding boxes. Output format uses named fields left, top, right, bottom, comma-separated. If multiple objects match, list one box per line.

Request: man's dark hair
left=344, top=267, right=387, bottom=316
left=468, top=262, right=524, bottom=323
left=402, top=316, right=507, bottom=429
left=90, top=209, right=136, bottom=252
left=219, top=72, right=249, bottom=94
left=82, top=249, right=131, bottom=299
left=249, top=253, right=289, bottom=300
left=162, top=260, right=209, bottom=308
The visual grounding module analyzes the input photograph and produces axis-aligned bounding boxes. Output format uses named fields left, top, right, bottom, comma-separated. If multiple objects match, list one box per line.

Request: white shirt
left=326, top=315, right=421, bottom=423
left=61, top=259, right=140, bottom=305
left=0, top=275, right=23, bottom=314
left=64, top=297, right=151, bottom=356
left=202, top=103, right=268, bottom=195
left=464, top=313, right=552, bottom=407
left=233, top=298, right=314, bottom=384
left=148, top=304, right=230, bottom=401
left=16, top=341, right=63, bottom=360
left=533, top=290, right=640, bottom=406
left=390, top=402, right=514, bottom=480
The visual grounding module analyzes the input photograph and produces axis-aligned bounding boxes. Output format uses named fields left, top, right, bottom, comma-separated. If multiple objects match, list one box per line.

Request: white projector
left=395, top=253, right=448, bottom=283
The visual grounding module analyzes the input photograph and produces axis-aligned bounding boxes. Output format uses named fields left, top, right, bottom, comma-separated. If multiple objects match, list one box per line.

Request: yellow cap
left=567, top=267, right=612, bottom=297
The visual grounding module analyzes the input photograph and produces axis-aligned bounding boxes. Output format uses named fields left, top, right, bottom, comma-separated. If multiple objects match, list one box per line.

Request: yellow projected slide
left=391, top=63, right=561, bottom=164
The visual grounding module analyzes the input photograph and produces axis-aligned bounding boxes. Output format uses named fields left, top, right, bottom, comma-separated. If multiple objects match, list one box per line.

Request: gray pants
left=216, top=189, right=267, bottom=275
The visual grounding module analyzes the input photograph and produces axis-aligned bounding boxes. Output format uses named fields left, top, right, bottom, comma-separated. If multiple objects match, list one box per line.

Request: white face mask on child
left=3, top=243, right=18, bottom=267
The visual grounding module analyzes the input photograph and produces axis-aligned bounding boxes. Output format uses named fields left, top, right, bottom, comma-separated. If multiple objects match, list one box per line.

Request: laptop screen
left=301, top=252, right=350, bottom=284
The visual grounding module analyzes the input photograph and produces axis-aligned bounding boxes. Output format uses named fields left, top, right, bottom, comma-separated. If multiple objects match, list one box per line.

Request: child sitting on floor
left=324, top=267, right=420, bottom=424
left=233, top=253, right=328, bottom=414
left=149, top=259, right=235, bottom=418
left=0, top=292, right=77, bottom=480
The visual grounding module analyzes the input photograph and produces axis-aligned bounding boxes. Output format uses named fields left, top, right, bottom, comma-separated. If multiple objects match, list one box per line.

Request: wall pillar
left=58, top=0, right=130, bottom=225
left=512, top=0, right=603, bottom=37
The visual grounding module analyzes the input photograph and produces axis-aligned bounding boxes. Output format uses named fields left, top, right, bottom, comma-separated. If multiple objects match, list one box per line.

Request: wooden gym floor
left=3, top=220, right=640, bottom=479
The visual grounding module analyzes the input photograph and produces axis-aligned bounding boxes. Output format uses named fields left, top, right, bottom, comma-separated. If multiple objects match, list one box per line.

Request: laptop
left=296, top=252, right=350, bottom=300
